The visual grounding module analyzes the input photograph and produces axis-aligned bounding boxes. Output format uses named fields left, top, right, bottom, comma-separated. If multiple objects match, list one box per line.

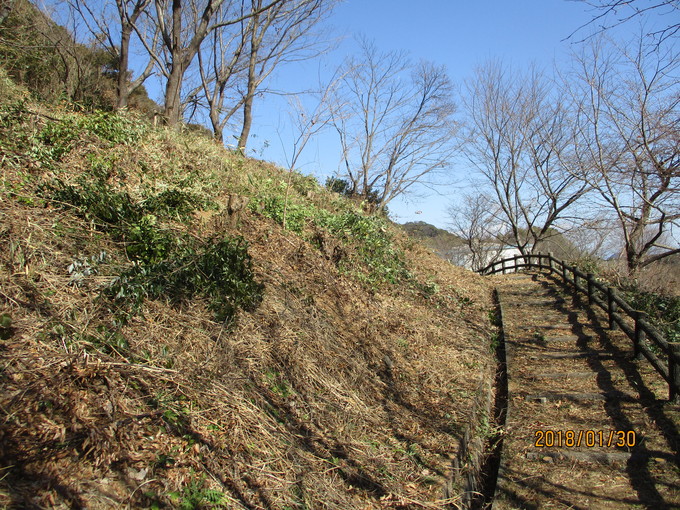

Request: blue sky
left=250, top=1, right=603, bottom=229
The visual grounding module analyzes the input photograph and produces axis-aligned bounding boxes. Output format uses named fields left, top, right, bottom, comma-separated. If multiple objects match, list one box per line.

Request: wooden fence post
left=587, top=273, right=594, bottom=305
left=538, top=252, right=543, bottom=271
left=573, top=269, right=584, bottom=306
left=548, top=252, right=554, bottom=272
left=561, top=262, right=567, bottom=283
left=607, top=287, right=618, bottom=331
left=633, top=312, right=645, bottom=360
left=501, top=259, right=506, bottom=275
left=669, top=343, right=680, bottom=402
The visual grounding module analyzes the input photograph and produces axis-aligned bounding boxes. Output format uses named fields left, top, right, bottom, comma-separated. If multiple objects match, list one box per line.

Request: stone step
left=525, top=449, right=674, bottom=465
left=508, top=298, right=567, bottom=306
left=524, top=391, right=637, bottom=403
left=533, top=352, right=616, bottom=360
left=526, top=450, right=633, bottom=465
left=517, top=324, right=572, bottom=331
left=541, top=335, right=583, bottom=343
left=530, top=372, right=594, bottom=380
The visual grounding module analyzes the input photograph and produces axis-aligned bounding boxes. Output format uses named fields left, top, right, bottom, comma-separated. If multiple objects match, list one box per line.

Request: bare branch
left=332, top=38, right=458, bottom=212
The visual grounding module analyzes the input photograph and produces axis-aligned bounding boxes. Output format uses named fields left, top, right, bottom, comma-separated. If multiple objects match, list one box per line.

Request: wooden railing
left=479, top=252, right=680, bottom=402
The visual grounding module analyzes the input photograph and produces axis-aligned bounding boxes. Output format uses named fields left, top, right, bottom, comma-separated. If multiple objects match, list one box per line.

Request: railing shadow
left=535, top=274, right=676, bottom=508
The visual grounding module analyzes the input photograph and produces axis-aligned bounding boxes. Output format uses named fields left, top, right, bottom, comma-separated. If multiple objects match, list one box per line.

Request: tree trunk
left=210, top=108, right=223, bottom=143
left=237, top=13, right=259, bottom=151
left=163, top=0, right=184, bottom=125
left=117, top=26, right=132, bottom=109
left=626, top=246, right=641, bottom=275
left=237, top=88, right=255, bottom=149
left=164, top=64, right=184, bottom=125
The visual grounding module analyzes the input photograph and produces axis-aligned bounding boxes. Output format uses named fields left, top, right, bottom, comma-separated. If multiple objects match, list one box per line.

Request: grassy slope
left=0, top=70, right=495, bottom=509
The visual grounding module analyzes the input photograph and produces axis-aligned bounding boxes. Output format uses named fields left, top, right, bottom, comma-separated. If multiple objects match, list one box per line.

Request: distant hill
left=400, top=221, right=466, bottom=261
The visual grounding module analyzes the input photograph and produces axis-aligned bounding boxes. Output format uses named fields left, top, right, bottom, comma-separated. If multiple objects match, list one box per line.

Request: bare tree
left=461, top=61, right=590, bottom=256
left=448, top=193, right=505, bottom=271
left=235, top=0, right=336, bottom=150
left=333, top=39, right=458, bottom=212
left=61, top=0, right=157, bottom=109
left=567, top=35, right=680, bottom=273
left=568, top=0, right=680, bottom=45
left=192, top=12, right=248, bottom=141
left=135, top=0, right=282, bottom=126
left=279, top=72, right=344, bottom=228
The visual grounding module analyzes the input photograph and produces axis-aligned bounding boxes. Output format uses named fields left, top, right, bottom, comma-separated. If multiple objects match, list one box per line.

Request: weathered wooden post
left=572, top=269, right=581, bottom=306
left=548, top=252, right=554, bottom=272
left=669, top=343, right=680, bottom=402
left=633, top=311, right=645, bottom=360
left=537, top=252, right=543, bottom=271
left=587, top=273, right=595, bottom=305
left=607, top=287, right=618, bottom=330
left=501, top=259, right=506, bottom=275
left=561, top=262, right=567, bottom=283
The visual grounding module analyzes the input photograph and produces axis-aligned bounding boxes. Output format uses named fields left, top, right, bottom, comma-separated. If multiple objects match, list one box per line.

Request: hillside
left=0, top=70, right=497, bottom=509
left=400, top=222, right=466, bottom=264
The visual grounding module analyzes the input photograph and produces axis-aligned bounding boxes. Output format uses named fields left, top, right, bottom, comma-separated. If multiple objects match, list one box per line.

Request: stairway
left=491, top=271, right=680, bottom=509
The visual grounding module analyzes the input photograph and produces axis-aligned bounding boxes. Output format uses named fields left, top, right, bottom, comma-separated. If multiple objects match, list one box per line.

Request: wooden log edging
left=446, top=351, right=496, bottom=508
left=478, top=253, right=680, bottom=402
left=489, top=288, right=510, bottom=510
left=446, top=289, right=508, bottom=509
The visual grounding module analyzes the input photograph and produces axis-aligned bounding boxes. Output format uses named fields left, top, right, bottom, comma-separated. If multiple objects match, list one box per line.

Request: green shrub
left=290, top=173, right=319, bottom=196
left=37, top=110, right=147, bottom=163
left=108, top=236, right=264, bottom=323
left=143, top=189, right=210, bottom=219
left=316, top=210, right=410, bottom=285
left=79, top=110, right=147, bottom=145
left=44, top=179, right=143, bottom=227
left=326, top=177, right=352, bottom=195
left=125, top=214, right=180, bottom=264
left=41, top=164, right=262, bottom=323
left=38, top=117, right=81, bottom=160
left=620, top=285, right=680, bottom=343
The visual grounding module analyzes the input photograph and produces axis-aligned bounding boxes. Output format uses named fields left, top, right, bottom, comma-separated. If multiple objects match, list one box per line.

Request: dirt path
left=491, top=271, right=680, bottom=509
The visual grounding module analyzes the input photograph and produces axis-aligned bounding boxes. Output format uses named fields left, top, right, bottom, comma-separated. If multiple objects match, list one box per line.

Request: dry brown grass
left=0, top=108, right=496, bottom=509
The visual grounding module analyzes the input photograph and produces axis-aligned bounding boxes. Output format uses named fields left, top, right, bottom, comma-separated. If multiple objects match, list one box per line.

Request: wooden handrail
left=478, top=252, right=680, bottom=402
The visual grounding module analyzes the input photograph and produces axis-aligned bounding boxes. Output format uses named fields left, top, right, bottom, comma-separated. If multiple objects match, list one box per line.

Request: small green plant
left=532, top=331, right=546, bottom=342
left=168, top=474, right=227, bottom=509
left=265, top=370, right=294, bottom=398
left=489, top=331, right=501, bottom=351
left=0, top=313, right=13, bottom=340
left=316, top=210, right=410, bottom=285
left=43, top=178, right=143, bottom=227
left=396, top=337, right=409, bottom=349
left=415, top=279, right=439, bottom=298
left=125, top=214, right=178, bottom=264
left=488, top=309, right=499, bottom=327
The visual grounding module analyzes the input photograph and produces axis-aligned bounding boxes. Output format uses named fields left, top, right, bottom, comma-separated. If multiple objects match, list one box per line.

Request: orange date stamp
left=534, top=430, right=636, bottom=448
